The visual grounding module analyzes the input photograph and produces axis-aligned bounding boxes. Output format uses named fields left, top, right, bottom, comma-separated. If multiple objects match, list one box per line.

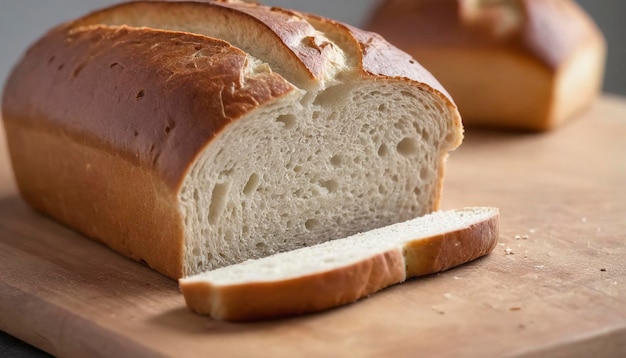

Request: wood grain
left=1, top=96, right=625, bottom=357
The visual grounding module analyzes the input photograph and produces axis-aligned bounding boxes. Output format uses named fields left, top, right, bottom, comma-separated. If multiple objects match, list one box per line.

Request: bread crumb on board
left=504, top=248, right=514, bottom=255
left=431, top=306, right=446, bottom=315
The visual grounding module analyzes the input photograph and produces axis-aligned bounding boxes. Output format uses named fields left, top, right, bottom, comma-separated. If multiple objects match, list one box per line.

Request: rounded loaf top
left=3, top=0, right=460, bottom=189
left=367, top=0, right=605, bottom=70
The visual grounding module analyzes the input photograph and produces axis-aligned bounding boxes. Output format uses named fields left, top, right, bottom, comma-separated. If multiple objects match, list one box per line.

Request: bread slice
left=180, top=207, right=499, bottom=321
left=2, top=1, right=462, bottom=279
left=366, top=0, right=606, bottom=131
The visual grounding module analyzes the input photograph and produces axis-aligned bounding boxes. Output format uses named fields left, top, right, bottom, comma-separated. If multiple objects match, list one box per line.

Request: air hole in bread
left=304, top=218, right=319, bottom=230
left=255, top=242, right=267, bottom=250
left=293, top=165, right=303, bottom=173
left=312, top=111, right=321, bottom=119
left=294, top=188, right=304, bottom=198
left=397, top=137, right=419, bottom=157
left=330, top=154, right=343, bottom=167
left=378, top=184, right=388, bottom=195
left=243, top=173, right=261, bottom=195
left=192, top=246, right=200, bottom=256
left=208, top=182, right=230, bottom=225
left=276, top=114, right=297, bottom=129
left=419, top=167, right=429, bottom=180
left=319, top=179, right=338, bottom=193
left=135, top=90, right=145, bottom=101
left=378, top=103, right=387, bottom=112
left=313, top=85, right=346, bottom=106
left=378, top=143, right=388, bottom=157
left=401, top=91, right=417, bottom=100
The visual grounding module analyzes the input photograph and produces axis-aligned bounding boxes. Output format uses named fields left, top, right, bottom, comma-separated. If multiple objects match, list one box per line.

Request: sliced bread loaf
left=180, top=207, right=499, bottom=321
left=2, top=0, right=462, bottom=279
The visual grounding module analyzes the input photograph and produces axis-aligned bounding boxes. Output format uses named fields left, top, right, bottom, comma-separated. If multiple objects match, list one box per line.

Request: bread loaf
left=180, top=207, right=499, bottom=321
left=367, top=0, right=606, bottom=131
left=2, top=0, right=462, bottom=279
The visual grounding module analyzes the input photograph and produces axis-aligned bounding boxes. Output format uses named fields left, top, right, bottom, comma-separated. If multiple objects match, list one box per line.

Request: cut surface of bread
left=180, top=207, right=499, bottom=321
left=367, top=0, right=606, bottom=131
left=2, top=0, right=462, bottom=279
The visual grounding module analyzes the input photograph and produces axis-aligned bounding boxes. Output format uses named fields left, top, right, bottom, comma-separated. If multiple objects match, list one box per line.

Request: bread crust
left=2, top=0, right=461, bottom=279
left=181, top=249, right=406, bottom=321
left=367, top=0, right=606, bottom=130
left=180, top=209, right=499, bottom=321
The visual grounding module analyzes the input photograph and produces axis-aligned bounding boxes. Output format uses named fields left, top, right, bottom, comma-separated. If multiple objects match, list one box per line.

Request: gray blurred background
left=0, top=0, right=625, bottom=97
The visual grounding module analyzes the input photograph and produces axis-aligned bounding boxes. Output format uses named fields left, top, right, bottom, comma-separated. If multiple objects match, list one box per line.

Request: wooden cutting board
left=1, top=96, right=625, bottom=357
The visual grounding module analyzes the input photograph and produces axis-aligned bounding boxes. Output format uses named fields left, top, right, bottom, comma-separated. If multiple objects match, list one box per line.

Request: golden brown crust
left=404, top=211, right=499, bottom=276
left=181, top=249, right=406, bottom=321
left=4, top=121, right=187, bottom=278
left=180, top=210, right=499, bottom=321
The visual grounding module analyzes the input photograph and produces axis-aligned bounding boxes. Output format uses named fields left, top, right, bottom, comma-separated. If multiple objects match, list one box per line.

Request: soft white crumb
left=505, top=248, right=514, bottom=255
